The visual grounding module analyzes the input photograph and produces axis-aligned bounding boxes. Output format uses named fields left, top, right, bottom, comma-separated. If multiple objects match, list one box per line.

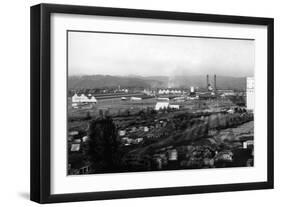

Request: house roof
left=71, top=144, right=80, bottom=152
left=155, top=102, right=169, bottom=110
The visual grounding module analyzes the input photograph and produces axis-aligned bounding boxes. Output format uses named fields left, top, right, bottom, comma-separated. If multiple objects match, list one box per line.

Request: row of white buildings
left=158, top=89, right=182, bottom=95
left=155, top=102, right=180, bottom=111
left=72, top=94, right=97, bottom=103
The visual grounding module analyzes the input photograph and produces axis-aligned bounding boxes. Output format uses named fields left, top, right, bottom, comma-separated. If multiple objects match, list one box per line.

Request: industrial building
left=158, top=89, right=182, bottom=95
left=131, top=97, right=142, bottom=101
left=197, top=74, right=217, bottom=100
left=155, top=102, right=179, bottom=110
left=206, top=74, right=217, bottom=93
left=155, top=102, right=169, bottom=110
left=72, top=93, right=97, bottom=103
left=246, top=77, right=255, bottom=110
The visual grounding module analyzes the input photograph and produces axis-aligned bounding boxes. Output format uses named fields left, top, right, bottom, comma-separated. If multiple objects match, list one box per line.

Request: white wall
left=0, top=0, right=279, bottom=206
left=246, top=77, right=255, bottom=110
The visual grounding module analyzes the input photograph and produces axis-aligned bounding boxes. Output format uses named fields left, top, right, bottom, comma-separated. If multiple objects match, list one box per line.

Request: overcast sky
left=68, top=31, right=254, bottom=77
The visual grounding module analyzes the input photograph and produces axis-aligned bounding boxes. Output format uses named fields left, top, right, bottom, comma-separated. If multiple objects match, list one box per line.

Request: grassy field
left=67, top=96, right=236, bottom=132
left=69, top=97, right=235, bottom=118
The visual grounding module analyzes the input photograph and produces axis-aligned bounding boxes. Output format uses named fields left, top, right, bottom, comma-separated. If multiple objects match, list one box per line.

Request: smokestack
left=206, top=75, right=209, bottom=89
left=214, top=74, right=217, bottom=92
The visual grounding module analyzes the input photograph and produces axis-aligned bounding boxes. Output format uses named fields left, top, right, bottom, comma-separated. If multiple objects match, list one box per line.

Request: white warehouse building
left=155, top=102, right=180, bottom=111
left=155, top=102, right=169, bottom=111
left=72, top=93, right=97, bottom=103
left=246, top=77, right=255, bottom=110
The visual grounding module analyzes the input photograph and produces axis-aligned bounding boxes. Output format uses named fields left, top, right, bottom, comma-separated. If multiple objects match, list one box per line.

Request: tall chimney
left=214, top=74, right=217, bottom=92
left=206, top=75, right=209, bottom=89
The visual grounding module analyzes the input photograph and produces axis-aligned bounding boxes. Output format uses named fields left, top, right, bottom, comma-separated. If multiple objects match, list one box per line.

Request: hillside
left=68, top=75, right=247, bottom=90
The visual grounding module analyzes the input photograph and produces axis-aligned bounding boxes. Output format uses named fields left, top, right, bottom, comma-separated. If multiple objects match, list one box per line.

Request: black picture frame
left=30, top=3, right=274, bottom=204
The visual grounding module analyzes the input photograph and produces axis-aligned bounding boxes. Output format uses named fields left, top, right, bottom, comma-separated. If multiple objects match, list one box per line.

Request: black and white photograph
left=67, top=31, right=255, bottom=175
left=29, top=3, right=274, bottom=204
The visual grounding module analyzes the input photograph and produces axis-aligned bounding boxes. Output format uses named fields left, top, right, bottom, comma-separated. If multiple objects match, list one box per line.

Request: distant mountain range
left=68, top=75, right=247, bottom=90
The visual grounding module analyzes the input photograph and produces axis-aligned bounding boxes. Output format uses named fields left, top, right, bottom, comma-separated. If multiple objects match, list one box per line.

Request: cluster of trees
left=85, top=117, right=121, bottom=173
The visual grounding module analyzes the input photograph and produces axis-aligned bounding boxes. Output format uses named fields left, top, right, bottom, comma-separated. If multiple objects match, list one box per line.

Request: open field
left=67, top=96, right=237, bottom=133
left=68, top=96, right=236, bottom=120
